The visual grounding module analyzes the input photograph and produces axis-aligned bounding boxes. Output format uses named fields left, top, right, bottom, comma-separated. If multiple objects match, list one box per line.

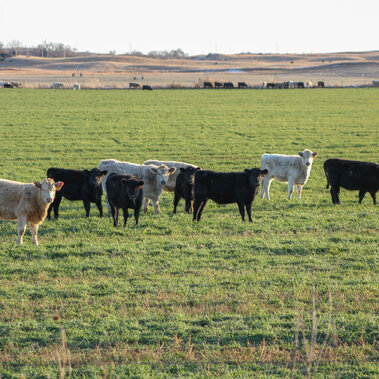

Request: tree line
left=0, top=41, right=188, bottom=59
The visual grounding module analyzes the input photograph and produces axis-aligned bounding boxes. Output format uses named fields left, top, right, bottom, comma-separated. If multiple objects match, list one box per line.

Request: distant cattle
left=266, top=82, right=276, bottom=89
left=324, top=158, right=379, bottom=205
left=106, top=173, right=144, bottom=226
left=306, top=81, right=313, bottom=88
left=173, top=166, right=201, bottom=214
left=99, top=159, right=176, bottom=214
left=142, top=85, right=153, bottom=90
left=294, top=82, right=305, bottom=88
left=193, top=168, right=268, bottom=222
left=143, top=160, right=198, bottom=192
left=0, top=178, right=63, bottom=245
left=214, top=82, right=223, bottom=88
left=4, top=82, right=14, bottom=88
left=223, top=82, right=234, bottom=88
left=52, top=83, right=64, bottom=89
left=73, top=83, right=80, bottom=90
left=318, top=81, right=325, bottom=88
left=129, top=82, right=140, bottom=88
left=204, top=81, right=213, bottom=88
left=261, top=149, right=318, bottom=200
left=238, top=82, right=248, bottom=88
left=46, top=168, right=107, bottom=219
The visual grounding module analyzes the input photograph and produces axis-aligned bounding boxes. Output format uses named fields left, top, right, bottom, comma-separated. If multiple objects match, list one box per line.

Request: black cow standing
left=106, top=173, right=144, bottom=227
left=47, top=168, right=107, bottom=219
left=173, top=166, right=201, bottom=214
left=324, top=158, right=379, bottom=204
left=193, top=168, right=268, bottom=222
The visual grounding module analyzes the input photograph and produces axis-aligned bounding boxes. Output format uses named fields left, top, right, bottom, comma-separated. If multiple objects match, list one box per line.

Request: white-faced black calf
left=106, top=173, right=144, bottom=227
left=324, top=158, right=379, bottom=204
left=193, top=168, right=268, bottom=222
left=47, top=168, right=107, bottom=219
left=173, top=166, right=200, bottom=214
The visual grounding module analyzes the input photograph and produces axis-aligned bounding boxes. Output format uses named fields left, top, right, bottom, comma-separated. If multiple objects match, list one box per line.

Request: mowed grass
left=0, top=88, right=378, bottom=378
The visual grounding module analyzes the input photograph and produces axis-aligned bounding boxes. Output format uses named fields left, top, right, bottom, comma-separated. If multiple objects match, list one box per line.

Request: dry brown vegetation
left=1, top=51, right=378, bottom=88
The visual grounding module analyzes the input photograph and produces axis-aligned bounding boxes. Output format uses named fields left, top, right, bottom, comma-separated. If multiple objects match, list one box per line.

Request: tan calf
left=0, top=178, right=63, bottom=245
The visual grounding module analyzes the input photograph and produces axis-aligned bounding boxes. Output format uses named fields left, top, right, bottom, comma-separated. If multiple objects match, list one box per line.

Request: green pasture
left=0, top=88, right=378, bottom=377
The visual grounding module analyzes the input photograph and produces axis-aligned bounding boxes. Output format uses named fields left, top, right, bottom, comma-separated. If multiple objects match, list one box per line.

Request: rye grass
left=0, top=88, right=378, bottom=377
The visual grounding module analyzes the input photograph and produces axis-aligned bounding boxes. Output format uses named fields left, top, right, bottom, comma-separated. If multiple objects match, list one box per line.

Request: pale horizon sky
left=0, top=0, right=378, bottom=56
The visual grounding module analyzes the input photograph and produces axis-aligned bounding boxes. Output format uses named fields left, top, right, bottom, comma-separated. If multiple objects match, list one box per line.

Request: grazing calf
left=204, top=81, right=213, bottom=88
left=173, top=166, right=201, bottom=214
left=106, top=173, right=144, bottom=226
left=99, top=159, right=175, bottom=214
left=261, top=149, right=318, bottom=200
left=142, top=85, right=153, bottom=90
left=324, top=158, right=379, bottom=205
left=0, top=178, right=63, bottom=245
left=143, top=160, right=198, bottom=192
left=47, top=168, right=107, bottom=219
left=193, top=168, right=268, bottom=222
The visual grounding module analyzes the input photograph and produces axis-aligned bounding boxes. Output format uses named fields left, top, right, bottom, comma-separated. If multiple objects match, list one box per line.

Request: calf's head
left=298, top=149, right=317, bottom=167
left=122, top=178, right=144, bottom=199
left=150, top=165, right=176, bottom=186
left=244, top=168, right=268, bottom=189
left=180, top=166, right=201, bottom=185
left=34, top=178, right=64, bottom=203
left=86, top=168, right=108, bottom=187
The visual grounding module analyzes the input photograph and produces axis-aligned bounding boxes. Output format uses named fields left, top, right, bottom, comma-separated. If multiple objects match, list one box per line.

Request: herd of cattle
left=0, top=152, right=377, bottom=245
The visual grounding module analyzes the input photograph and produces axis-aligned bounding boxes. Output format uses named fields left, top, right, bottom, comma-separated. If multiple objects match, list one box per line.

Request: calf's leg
left=83, top=200, right=91, bottom=217
left=123, top=208, right=129, bottom=227
left=16, top=217, right=27, bottom=245
left=287, top=177, right=295, bottom=200
left=29, top=223, right=39, bottom=246
left=246, top=202, right=253, bottom=222
left=330, top=186, right=340, bottom=204
left=111, top=206, right=118, bottom=227
left=369, top=191, right=377, bottom=205
left=196, top=199, right=208, bottom=221
left=237, top=202, right=246, bottom=221
left=173, top=191, right=180, bottom=214
left=144, top=198, right=150, bottom=213
left=358, top=189, right=366, bottom=204
left=95, top=199, right=103, bottom=217
left=296, top=184, right=303, bottom=199
left=261, top=176, right=272, bottom=199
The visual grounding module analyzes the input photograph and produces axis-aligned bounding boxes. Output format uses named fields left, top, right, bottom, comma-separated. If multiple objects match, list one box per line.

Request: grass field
left=0, top=88, right=378, bottom=378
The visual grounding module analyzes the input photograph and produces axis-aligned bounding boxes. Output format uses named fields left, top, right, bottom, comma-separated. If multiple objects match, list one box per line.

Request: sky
left=0, top=0, right=378, bottom=55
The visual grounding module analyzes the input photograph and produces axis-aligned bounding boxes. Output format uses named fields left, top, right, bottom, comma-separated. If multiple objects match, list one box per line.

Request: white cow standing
left=0, top=178, right=64, bottom=245
left=260, top=149, right=318, bottom=200
left=98, top=159, right=175, bottom=214
left=143, top=160, right=198, bottom=192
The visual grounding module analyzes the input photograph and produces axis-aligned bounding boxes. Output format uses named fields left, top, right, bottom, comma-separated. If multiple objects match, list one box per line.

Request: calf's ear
left=55, top=181, right=64, bottom=191
left=312, top=152, right=318, bottom=157
left=261, top=169, right=269, bottom=177
left=298, top=152, right=304, bottom=157
left=168, top=167, right=176, bottom=175
left=100, top=170, right=108, bottom=176
left=34, top=181, right=42, bottom=189
left=195, top=167, right=201, bottom=171
left=138, top=181, right=144, bottom=189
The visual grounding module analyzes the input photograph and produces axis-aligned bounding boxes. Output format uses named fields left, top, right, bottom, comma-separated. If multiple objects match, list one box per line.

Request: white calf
left=260, top=149, right=318, bottom=200
left=0, top=178, right=63, bottom=245
left=143, top=160, right=198, bottom=192
left=99, top=159, right=175, bottom=214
